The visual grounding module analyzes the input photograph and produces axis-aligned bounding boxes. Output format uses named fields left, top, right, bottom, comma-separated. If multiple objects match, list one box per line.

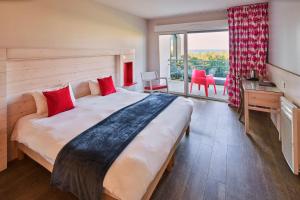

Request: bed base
left=17, top=121, right=191, bottom=200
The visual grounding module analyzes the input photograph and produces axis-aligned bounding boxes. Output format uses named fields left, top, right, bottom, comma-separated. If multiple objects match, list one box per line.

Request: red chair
left=190, top=69, right=217, bottom=97
left=223, top=74, right=229, bottom=95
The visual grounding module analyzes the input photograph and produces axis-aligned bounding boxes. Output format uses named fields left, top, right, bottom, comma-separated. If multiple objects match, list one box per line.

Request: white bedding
left=11, top=89, right=193, bottom=200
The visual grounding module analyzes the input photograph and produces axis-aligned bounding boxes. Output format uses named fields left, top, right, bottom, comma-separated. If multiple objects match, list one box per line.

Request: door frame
left=158, top=30, right=229, bottom=102
left=158, top=31, right=188, bottom=97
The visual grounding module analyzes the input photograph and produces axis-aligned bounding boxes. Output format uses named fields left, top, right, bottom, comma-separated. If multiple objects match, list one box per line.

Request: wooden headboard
left=0, top=48, right=135, bottom=163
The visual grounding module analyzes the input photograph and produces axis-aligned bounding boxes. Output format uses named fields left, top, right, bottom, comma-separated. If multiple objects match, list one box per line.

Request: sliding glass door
left=187, top=31, right=229, bottom=100
left=159, top=33, right=185, bottom=94
left=158, top=30, right=229, bottom=101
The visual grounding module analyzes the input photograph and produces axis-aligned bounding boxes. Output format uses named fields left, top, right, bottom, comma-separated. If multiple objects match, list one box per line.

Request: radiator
left=280, top=97, right=299, bottom=174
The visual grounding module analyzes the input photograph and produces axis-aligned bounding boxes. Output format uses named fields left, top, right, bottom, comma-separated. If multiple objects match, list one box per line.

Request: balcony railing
left=169, top=58, right=229, bottom=81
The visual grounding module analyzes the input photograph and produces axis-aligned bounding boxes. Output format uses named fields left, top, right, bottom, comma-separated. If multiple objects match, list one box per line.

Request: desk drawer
left=248, top=92, right=280, bottom=109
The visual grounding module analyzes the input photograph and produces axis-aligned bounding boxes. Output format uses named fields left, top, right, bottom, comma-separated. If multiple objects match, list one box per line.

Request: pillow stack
left=32, top=84, right=76, bottom=117
left=88, top=76, right=116, bottom=96
left=32, top=76, right=117, bottom=117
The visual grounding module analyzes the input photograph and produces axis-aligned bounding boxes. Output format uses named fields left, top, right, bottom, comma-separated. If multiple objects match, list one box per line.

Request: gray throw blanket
left=51, top=93, right=178, bottom=200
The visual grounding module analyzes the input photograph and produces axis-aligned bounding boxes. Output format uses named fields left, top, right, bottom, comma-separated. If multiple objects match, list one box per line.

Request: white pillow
left=68, top=83, right=76, bottom=105
left=88, top=80, right=101, bottom=95
left=31, top=83, right=76, bottom=115
left=31, top=91, right=48, bottom=115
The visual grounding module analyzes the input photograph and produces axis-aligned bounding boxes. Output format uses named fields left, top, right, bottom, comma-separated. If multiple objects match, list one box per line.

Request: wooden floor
left=1, top=99, right=300, bottom=200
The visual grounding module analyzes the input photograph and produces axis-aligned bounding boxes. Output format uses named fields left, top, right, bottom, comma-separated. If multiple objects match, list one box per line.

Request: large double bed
left=11, top=88, right=193, bottom=200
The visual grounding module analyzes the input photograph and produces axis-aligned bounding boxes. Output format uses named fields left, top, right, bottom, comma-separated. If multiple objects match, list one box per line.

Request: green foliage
left=170, top=51, right=229, bottom=80
left=189, top=51, right=229, bottom=61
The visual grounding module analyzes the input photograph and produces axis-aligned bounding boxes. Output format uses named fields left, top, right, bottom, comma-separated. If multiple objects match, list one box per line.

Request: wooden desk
left=243, top=80, right=283, bottom=134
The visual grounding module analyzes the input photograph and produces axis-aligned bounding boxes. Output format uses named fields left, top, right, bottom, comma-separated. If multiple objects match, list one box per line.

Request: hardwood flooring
left=1, top=99, right=300, bottom=200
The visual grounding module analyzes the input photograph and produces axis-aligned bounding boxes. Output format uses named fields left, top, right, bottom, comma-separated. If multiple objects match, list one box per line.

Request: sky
left=188, top=31, right=229, bottom=50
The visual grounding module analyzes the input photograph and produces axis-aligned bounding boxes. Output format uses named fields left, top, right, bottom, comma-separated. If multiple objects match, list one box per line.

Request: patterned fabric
left=227, top=3, right=269, bottom=107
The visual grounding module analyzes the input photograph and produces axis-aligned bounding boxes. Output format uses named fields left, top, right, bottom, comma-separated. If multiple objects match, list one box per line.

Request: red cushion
left=43, top=86, right=75, bottom=117
left=97, top=76, right=116, bottom=96
left=144, top=85, right=168, bottom=90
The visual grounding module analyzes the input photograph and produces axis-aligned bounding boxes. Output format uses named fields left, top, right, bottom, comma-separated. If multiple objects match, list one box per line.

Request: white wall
left=267, top=1, right=300, bottom=106
left=147, top=10, right=227, bottom=73
left=159, top=35, right=171, bottom=78
left=269, top=0, right=300, bottom=75
left=0, top=0, right=147, bottom=86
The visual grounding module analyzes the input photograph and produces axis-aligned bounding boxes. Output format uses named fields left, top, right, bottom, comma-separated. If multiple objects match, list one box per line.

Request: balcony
left=163, top=58, right=229, bottom=101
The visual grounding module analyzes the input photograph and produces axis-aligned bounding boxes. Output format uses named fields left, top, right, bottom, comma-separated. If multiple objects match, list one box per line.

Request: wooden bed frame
left=1, top=48, right=191, bottom=199
left=17, top=121, right=190, bottom=200
left=1, top=48, right=135, bottom=163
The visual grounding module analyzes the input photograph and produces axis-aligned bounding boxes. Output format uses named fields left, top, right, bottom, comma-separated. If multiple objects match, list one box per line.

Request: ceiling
left=94, top=0, right=268, bottom=19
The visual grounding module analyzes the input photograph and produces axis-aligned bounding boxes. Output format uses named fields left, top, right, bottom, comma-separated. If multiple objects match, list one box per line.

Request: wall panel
left=0, top=48, right=133, bottom=163
left=267, top=64, right=300, bottom=107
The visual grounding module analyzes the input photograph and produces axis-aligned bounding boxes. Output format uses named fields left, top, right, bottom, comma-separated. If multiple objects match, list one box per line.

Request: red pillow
left=97, top=76, right=116, bottom=96
left=43, top=86, right=75, bottom=117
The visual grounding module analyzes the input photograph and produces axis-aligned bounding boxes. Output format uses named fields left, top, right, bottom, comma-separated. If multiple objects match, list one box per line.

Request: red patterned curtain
left=227, top=3, right=269, bottom=107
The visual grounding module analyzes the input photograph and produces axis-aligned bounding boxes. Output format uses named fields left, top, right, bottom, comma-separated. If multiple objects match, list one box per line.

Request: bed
left=11, top=88, right=193, bottom=200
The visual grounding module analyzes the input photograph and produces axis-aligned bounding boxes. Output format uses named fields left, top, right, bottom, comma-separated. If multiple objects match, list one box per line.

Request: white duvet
left=11, top=89, right=193, bottom=200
